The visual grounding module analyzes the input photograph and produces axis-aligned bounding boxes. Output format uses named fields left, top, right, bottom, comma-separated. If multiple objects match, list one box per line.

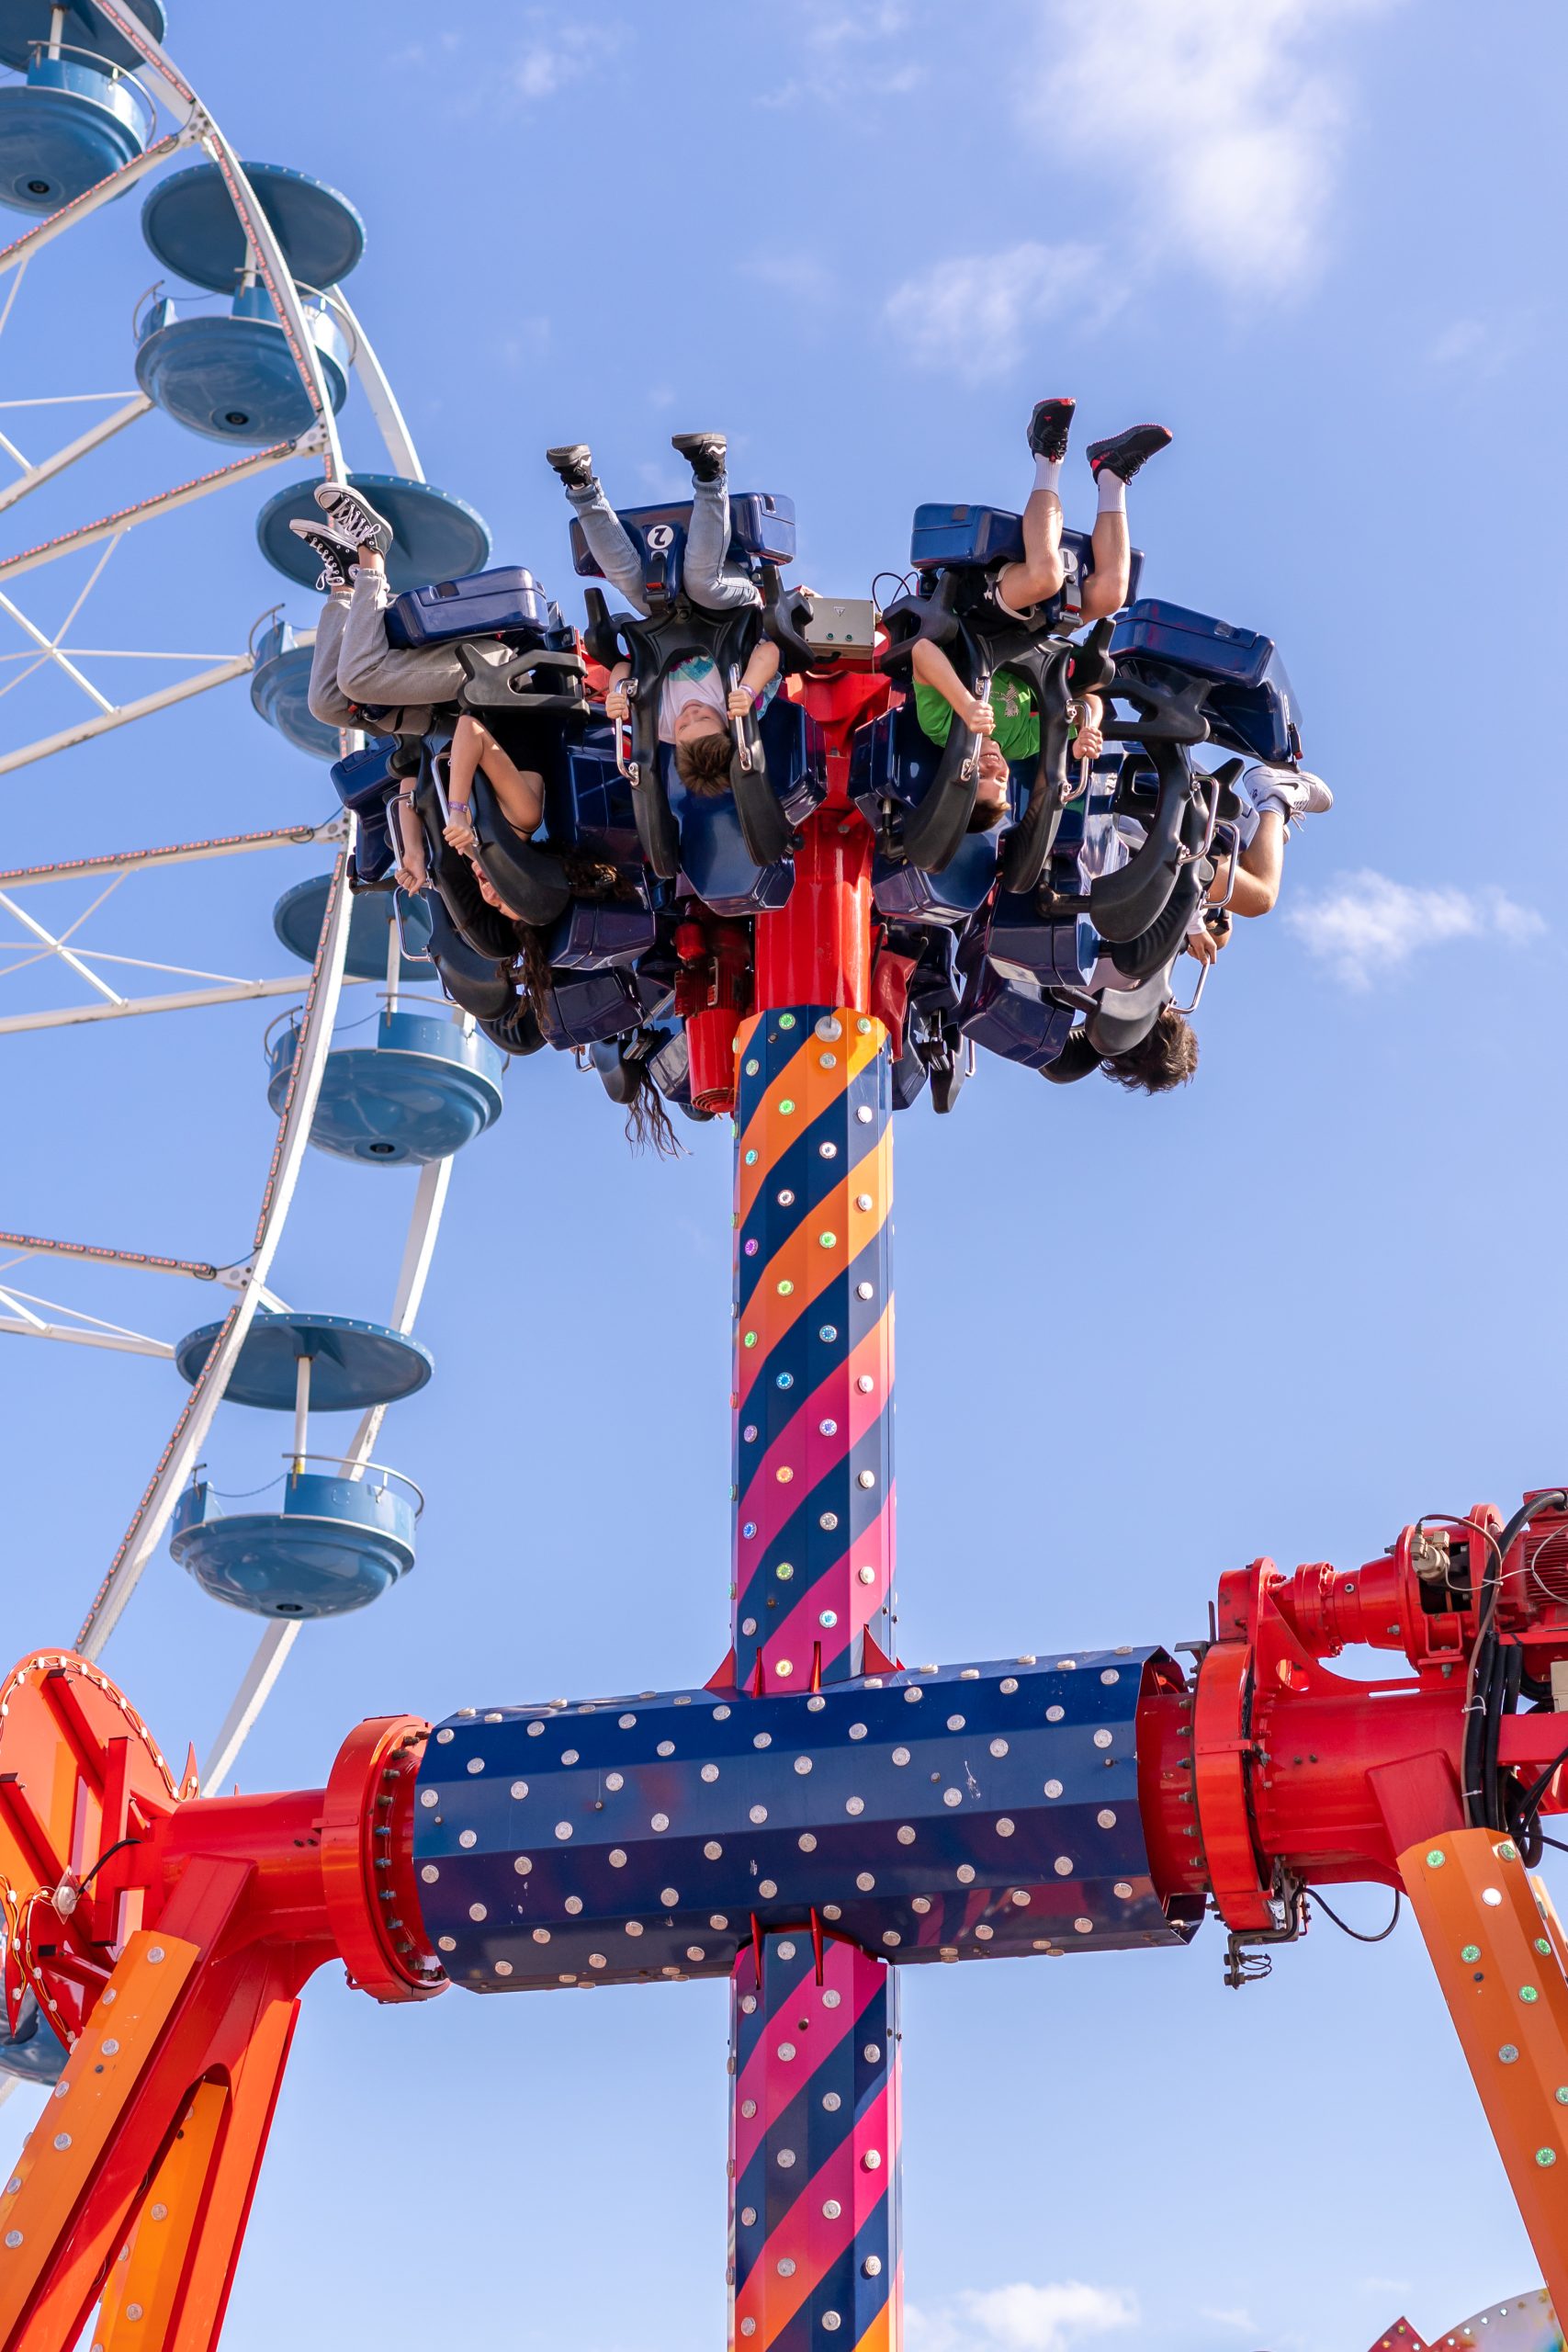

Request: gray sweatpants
left=567, top=469, right=761, bottom=619
left=306, top=571, right=516, bottom=736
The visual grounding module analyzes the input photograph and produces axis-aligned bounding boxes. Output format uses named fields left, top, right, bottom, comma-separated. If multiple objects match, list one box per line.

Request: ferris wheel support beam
left=200, top=1152, right=455, bottom=1795
left=0, top=820, right=338, bottom=892
left=0, top=435, right=314, bottom=586
left=73, top=843, right=357, bottom=1662
left=332, top=295, right=422, bottom=481
left=0, top=396, right=153, bottom=519
left=0, top=130, right=194, bottom=282
left=0, top=656, right=255, bottom=776
left=0, top=1317, right=173, bottom=1358
left=0, top=970, right=372, bottom=1034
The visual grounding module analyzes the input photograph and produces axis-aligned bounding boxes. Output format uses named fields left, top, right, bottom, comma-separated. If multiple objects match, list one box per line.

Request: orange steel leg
left=1401, top=1827, right=1568, bottom=2310
left=0, top=1860, right=319, bottom=2352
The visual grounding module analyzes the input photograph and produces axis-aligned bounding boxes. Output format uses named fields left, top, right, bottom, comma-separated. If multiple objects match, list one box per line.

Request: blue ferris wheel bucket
left=173, top=1310, right=434, bottom=1413
left=134, top=285, right=350, bottom=446
left=0, top=50, right=153, bottom=214
left=169, top=1471, right=417, bottom=1619
left=266, top=1007, right=505, bottom=1166
left=255, top=474, right=492, bottom=594
left=0, top=0, right=164, bottom=74
left=248, top=616, right=344, bottom=760
left=0, top=1989, right=67, bottom=2086
left=140, top=157, right=366, bottom=292
left=272, top=873, right=435, bottom=982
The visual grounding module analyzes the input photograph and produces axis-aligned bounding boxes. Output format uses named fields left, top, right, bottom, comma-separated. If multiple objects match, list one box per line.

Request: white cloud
left=908, top=2279, right=1138, bottom=2352
left=883, top=240, right=1111, bottom=381
left=1200, top=2308, right=1258, bottom=2333
left=761, top=2, right=924, bottom=107
left=1285, top=868, right=1545, bottom=989
left=1023, top=0, right=1397, bottom=296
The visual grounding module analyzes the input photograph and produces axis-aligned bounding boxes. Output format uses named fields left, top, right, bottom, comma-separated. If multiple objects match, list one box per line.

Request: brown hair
left=1101, top=1004, right=1199, bottom=1095
left=674, top=729, right=735, bottom=795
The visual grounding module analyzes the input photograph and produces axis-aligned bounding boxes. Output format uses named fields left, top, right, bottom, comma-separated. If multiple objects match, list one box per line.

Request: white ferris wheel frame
left=0, top=2, right=458, bottom=1826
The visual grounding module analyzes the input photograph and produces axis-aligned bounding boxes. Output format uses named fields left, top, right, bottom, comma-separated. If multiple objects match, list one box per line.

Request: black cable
left=1309, top=1888, right=1402, bottom=1943
left=1541, top=1835, right=1568, bottom=1856
left=75, top=1838, right=140, bottom=1894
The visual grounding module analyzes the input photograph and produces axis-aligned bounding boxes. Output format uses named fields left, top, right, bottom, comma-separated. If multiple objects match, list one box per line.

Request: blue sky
left=3, top=3, right=1567, bottom=2348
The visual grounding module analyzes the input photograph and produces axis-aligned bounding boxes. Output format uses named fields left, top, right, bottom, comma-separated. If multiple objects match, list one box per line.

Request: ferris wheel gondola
left=0, top=0, right=498, bottom=2098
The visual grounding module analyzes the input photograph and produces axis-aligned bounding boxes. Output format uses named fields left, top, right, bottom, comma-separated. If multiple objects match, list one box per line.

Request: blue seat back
left=330, top=737, right=401, bottom=814
left=385, top=566, right=558, bottom=651
left=546, top=726, right=641, bottom=866
left=908, top=506, right=1145, bottom=610
left=546, top=967, right=647, bottom=1048
left=1110, top=599, right=1303, bottom=764
left=547, top=897, right=658, bottom=972
left=666, top=701, right=817, bottom=915
left=671, top=762, right=795, bottom=918
left=570, top=492, right=795, bottom=594
left=985, top=898, right=1098, bottom=989
left=959, top=959, right=1077, bottom=1071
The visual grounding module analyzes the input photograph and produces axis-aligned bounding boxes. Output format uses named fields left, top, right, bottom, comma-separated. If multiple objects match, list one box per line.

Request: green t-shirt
left=913, top=671, right=1039, bottom=761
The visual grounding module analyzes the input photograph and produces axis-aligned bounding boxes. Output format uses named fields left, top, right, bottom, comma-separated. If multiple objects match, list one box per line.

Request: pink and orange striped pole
left=727, top=697, right=904, bottom=2349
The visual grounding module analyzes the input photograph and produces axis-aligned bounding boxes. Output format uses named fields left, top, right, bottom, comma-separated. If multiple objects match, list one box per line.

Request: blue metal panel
left=141, top=157, right=365, bottom=292
left=173, top=1311, right=434, bottom=1413
left=413, top=1649, right=1194, bottom=1992
left=256, top=474, right=491, bottom=595
left=0, top=56, right=150, bottom=215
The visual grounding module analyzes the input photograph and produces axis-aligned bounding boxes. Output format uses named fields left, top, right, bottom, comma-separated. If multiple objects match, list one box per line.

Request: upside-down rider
left=546, top=431, right=783, bottom=796
left=904, top=396, right=1167, bottom=828
left=294, top=485, right=546, bottom=894
left=1056, top=756, right=1335, bottom=1094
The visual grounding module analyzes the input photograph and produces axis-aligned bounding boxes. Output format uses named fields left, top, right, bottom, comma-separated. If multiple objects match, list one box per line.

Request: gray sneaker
left=312, top=479, right=393, bottom=556
left=546, top=444, right=595, bottom=492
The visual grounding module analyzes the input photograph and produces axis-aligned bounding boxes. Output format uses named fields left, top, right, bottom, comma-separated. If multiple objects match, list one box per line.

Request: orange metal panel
left=0, top=1931, right=198, bottom=2340
left=94, top=2079, right=228, bottom=2350
left=1400, top=1827, right=1568, bottom=2312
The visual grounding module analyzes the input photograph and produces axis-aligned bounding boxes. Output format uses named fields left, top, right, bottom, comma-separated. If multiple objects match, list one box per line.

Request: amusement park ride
left=1, top=7, right=1567, bottom=2351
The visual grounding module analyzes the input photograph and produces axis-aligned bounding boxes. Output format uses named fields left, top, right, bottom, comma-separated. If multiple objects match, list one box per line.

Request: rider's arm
left=1204, top=808, right=1284, bottom=919
left=909, top=638, right=994, bottom=732
left=739, top=639, right=781, bottom=698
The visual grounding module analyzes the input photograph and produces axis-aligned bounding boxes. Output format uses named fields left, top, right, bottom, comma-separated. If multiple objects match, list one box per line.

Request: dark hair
left=620, top=1057, right=683, bottom=1159
left=1101, top=1005, right=1199, bottom=1095
left=512, top=850, right=634, bottom=1038
left=674, top=729, right=735, bottom=795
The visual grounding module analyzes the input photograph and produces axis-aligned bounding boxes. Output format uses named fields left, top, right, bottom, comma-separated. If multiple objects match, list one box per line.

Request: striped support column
left=731, top=1006, right=894, bottom=1694
left=730, top=1930, right=902, bottom=2351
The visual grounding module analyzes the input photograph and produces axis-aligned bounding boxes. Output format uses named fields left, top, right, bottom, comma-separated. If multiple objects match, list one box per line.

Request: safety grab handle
left=726, top=663, right=795, bottom=872
left=876, top=570, right=963, bottom=675
left=998, top=645, right=1076, bottom=895
left=466, top=776, right=572, bottom=929
left=760, top=565, right=818, bottom=672
left=898, top=668, right=990, bottom=875
left=1087, top=738, right=1193, bottom=943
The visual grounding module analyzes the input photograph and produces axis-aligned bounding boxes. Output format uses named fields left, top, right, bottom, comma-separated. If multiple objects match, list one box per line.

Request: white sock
left=1096, top=469, right=1127, bottom=514
left=1032, top=453, right=1064, bottom=496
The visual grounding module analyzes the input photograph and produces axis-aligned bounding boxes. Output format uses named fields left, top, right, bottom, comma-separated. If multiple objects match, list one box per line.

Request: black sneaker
left=546, top=444, right=595, bottom=492
left=1086, top=424, right=1172, bottom=483
left=1027, top=397, right=1076, bottom=463
left=288, top=515, right=357, bottom=593
left=671, top=431, right=727, bottom=484
left=312, top=479, right=394, bottom=555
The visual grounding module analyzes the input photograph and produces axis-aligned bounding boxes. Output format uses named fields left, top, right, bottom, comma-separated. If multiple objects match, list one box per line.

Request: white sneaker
left=1248, top=763, right=1333, bottom=821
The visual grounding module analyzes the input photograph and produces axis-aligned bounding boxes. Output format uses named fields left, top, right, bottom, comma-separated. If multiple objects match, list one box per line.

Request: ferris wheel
left=0, top=0, right=500, bottom=2084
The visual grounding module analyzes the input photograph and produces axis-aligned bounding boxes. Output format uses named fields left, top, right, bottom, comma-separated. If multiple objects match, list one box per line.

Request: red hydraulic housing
left=9, top=1497, right=1568, bottom=2333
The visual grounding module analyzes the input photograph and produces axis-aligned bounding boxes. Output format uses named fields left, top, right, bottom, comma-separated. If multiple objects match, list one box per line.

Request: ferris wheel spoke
left=75, top=845, right=356, bottom=1661
left=0, top=129, right=193, bottom=283
left=0, top=395, right=153, bottom=522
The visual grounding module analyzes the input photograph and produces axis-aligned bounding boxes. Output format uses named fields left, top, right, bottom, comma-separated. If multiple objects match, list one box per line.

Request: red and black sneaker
left=1086, top=423, right=1173, bottom=483
left=1027, top=396, right=1076, bottom=463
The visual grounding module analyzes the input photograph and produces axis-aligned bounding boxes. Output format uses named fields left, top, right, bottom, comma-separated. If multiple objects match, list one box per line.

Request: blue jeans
left=567, top=471, right=761, bottom=617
